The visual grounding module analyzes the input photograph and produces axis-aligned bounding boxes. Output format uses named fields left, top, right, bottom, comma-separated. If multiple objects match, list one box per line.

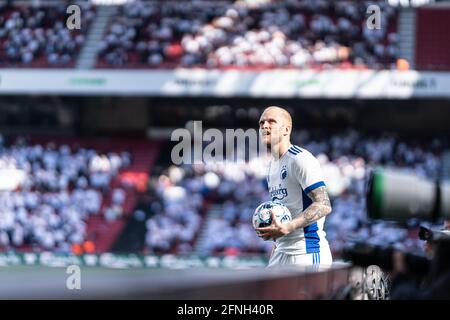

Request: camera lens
left=367, top=169, right=449, bottom=222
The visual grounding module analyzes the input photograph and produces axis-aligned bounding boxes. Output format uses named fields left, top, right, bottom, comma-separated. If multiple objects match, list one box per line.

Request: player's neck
left=271, top=141, right=291, bottom=160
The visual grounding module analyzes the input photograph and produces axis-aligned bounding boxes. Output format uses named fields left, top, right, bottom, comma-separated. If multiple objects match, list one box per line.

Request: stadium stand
left=0, top=1, right=94, bottom=68
left=94, top=0, right=399, bottom=69
left=4, top=0, right=449, bottom=72
left=0, top=134, right=160, bottom=254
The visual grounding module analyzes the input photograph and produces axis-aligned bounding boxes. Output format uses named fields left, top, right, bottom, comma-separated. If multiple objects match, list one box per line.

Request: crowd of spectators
left=0, top=0, right=399, bottom=70
left=142, top=165, right=204, bottom=254
left=0, top=1, right=94, bottom=67
left=0, top=129, right=445, bottom=257
left=0, top=135, right=131, bottom=253
left=98, top=0, right=398, bottom=69
left=143, top=129, right=446, bottom=257
left=143, top=158, right=271, bottom=255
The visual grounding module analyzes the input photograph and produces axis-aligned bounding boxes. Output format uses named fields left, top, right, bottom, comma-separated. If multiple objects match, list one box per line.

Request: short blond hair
left=263, top=106, right=292, bottom=129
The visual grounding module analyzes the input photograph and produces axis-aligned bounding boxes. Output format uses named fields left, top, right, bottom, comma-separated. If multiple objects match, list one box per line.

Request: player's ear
left=284, top=125, right=291, bottom=136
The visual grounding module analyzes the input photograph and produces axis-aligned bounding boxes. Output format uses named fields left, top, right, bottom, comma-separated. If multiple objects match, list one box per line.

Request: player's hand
left=256, top=210, right=292, bottom=241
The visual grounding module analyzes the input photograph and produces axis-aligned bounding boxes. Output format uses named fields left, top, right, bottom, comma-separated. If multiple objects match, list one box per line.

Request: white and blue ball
left=252, top=201, right=292, bottom=232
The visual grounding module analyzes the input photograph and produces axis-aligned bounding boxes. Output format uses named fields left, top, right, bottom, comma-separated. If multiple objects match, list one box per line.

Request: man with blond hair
left=257, top=106, right=333, bottom=268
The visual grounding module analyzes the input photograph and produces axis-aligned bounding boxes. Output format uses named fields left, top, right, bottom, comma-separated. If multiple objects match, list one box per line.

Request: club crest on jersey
left=281, top=165, right=288, bottom=180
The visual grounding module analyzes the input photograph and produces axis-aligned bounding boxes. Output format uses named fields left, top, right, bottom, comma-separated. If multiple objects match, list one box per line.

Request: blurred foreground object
left=367, top=169, right=450, bottom=221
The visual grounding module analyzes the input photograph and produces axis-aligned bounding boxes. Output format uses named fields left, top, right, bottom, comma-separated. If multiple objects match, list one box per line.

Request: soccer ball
left=252, top=201, right=292, bottom=232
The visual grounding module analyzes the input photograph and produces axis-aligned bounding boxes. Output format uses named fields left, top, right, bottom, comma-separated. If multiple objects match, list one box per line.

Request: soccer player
left=257, top=106, right=333, bottom=268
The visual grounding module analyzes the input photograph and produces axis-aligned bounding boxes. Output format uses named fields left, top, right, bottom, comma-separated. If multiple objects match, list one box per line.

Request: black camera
left=366, top=169, right=450, bottom=222
left=344, top=169, right=450, bottom=275
left=418, top=226, right=450, bottom=241
left=342, top=242, right=430, bottom=275
left=345, top=169, right=450, bottom=299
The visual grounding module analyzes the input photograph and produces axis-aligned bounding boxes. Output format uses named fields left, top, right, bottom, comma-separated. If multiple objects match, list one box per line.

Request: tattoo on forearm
left=309, top=186, right=331, bottom=207
left=299, top=186, right=332, bottom=227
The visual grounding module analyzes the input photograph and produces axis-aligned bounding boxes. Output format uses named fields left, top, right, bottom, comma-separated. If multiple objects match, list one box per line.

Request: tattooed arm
left=256, top=186, right=332, bottom=240
left=287, top=186, right=332, bottom=232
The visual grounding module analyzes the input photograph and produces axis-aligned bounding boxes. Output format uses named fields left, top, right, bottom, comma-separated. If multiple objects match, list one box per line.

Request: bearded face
left=259, top=111, right=287, bottom=148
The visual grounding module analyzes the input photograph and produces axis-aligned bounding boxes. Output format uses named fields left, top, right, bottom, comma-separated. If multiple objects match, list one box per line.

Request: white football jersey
left=267, top=145, right=330, bottom=255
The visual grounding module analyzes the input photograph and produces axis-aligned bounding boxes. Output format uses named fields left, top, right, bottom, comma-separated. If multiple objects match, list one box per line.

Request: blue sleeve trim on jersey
left=288, top=146, right=302, bottom=155
left=304, top=181, right=326, bottom=194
